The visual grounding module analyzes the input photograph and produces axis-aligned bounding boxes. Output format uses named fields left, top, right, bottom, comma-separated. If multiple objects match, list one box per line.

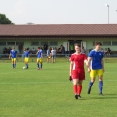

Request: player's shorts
left=47, top=56, right=51, bottom=59
left=72, top=70, right=85, bottom=80
left=90, top=69, right=103, bottom=78
left=12, top=58, right=16, bottom=62
left=52, top=55, right=56, bottom=59
left=37, top=58, right=43, bottom=63
left=24, top=58, right=29, bottom=63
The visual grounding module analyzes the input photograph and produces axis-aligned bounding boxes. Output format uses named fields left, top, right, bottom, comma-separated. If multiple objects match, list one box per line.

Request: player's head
left=38, top=47, right=40, bottom=50
left=12, top=47, right=15, bottom=50
left=95, top=42, right=102, bottom=50
left=74, top=43, right=81, bottom=53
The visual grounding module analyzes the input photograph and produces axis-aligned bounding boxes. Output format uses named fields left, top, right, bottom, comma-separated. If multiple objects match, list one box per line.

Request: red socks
left=73, top=85, right=82, bottom=95
left=73, top=85, right=77, bottom=94
left=78, top=86, right=82, bottom=95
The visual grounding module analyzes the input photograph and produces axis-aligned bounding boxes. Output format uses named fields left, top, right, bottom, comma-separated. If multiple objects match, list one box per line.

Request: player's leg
left=77, top=80, right=83, bottom=98
left=37, top=58, right=40, bottom=70
left=25, top=58, right=29, bottom=69
left=12, top=58, right=14, bottom=69
left=39, top=59, right=42, bottom=69
left=73, top=79, right=78, bottom=99
left=54, top=56, right=56, bottom=63
left=88, top=70, right=96, bottom=94
left=98, top=69, right=103, bottom=95
left=14, top=58, right=16, bottom=68
left=72, top=70, right=79, bottom=99
left=52, top=56, right=54, bottom=63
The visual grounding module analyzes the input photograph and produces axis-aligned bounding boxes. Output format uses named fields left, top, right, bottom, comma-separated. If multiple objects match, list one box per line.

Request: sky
left=0, top=0, right=117, bottom=24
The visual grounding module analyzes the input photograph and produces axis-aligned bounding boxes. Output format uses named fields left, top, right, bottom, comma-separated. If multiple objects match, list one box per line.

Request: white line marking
left=0, top=80, right=117, bottom=85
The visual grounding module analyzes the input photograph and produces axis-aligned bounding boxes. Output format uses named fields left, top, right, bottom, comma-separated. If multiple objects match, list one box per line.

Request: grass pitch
left=0, top=58, right=117, bottom=117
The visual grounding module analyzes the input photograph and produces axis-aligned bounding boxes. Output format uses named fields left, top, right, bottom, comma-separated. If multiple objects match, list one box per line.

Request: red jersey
left=70, top=53, right=87, bottom=71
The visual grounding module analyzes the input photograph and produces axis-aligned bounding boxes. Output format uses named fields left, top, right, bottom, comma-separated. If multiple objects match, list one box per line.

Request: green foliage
left=0, top=61, right=117, bottom=117
left=0, top=14, right=13, bottom=24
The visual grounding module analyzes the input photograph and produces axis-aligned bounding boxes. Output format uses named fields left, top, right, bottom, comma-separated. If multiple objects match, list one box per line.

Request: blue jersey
left=88, top=49, right=104, bottom=70
left=37, top=50, right=42, bottom=58
left=10, top=50, right=17, bottom=58
left=24, top=51, right=30, bottom=58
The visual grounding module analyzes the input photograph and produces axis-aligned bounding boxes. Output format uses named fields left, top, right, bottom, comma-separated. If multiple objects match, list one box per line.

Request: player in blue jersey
left=40, top=47, right=43, bottom=69
left=24, top=48, right=30, bottom=69
left=87, top=42, right=104, bottom=95
left=9, top=47, right=17, bottom=69
left=36, top=47, right=43, bottom=70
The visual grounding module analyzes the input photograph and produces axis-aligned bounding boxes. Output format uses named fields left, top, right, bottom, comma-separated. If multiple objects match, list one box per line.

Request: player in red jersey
left=70, top=44, right=87, bottom=99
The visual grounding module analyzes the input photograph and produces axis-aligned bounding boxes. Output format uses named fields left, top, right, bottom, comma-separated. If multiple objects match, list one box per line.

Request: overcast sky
left=0, top=0, right=117, bottom=24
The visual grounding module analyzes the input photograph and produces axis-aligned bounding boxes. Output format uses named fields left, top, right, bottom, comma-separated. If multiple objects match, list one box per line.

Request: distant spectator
left=3, top=47, right=8, bottom=54
left=51, top=47, right=56, bottom=63
left=47, top=48, right=51, bottom=63
left=43, top=43, right=48, bottom=54
left=107, top=48, right=111, bottom=56
left=32, top=47, right=35, bottom=51
left=81, top=46, right=86, bottom=53
left=70, top=43, right=74, bottom=54
left=104, top=48, right=107, bottom=56
left=18, top=43, right=23, bottom=54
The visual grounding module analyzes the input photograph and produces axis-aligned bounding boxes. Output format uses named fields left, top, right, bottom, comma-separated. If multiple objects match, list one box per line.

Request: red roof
left=0, top=24, right=117, bottom=37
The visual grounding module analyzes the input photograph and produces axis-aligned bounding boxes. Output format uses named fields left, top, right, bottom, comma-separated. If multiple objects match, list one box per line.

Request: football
left=23, top=66, right=25, bottom=69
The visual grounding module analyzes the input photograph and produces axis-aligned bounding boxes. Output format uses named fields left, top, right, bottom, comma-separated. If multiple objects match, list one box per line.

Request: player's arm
left=87, top=57, right=92, bottom=73
left=70, top=61, right=73, bottom=76
left=101, top=58, right=105, bottom=72
left=69, top=61, right=73, bottom=81
left=9, top=53, right=11, bottom=59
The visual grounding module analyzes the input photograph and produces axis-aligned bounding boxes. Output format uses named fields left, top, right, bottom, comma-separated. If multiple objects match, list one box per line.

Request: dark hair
left=95, top=42, right=102, bottom=46
left=38, top=47, right=40, bottom=49
left=74, top=43, right=81, bottom=47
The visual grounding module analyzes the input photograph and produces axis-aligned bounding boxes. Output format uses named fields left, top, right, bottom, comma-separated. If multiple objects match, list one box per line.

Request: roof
left=0, top=24, right=117, bottom=37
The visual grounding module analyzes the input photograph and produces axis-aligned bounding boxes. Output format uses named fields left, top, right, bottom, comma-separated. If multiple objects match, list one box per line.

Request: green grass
left=0, top=58, right=117, bottom=117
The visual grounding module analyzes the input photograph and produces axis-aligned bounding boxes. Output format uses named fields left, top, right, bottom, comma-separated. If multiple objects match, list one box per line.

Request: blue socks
left=37, top=63, right=39, bottom=68
left=88, top=82, right=93, bottom=89
left=99, top=81, right=103, bottom=93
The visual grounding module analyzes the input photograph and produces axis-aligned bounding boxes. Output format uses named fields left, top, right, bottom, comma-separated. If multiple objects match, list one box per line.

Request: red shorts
left=72, top=70, right=85, bottom=80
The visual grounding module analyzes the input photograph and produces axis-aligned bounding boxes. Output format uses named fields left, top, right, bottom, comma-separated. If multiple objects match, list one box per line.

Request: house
left=0, top=24, right=117, bottom=54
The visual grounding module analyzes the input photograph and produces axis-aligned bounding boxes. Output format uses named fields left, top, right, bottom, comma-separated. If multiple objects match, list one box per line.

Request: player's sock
left=88, top=82, right=93, bottom=89
left=73, top=85, right=77, bottom=95
left=14, top=64, right=16, bottom=68
left=37, top=63, right=39, bottom=68
left=88, top=82, right=93, bottom=94
left=77, top=85, right=82, bottom=95
left=99, top=81, right=103, bottom=94
left=41, top=63, right=43, bottom=69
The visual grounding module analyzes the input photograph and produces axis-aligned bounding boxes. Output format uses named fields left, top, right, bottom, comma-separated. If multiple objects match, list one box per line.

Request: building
left=0, top=24, right=117, bottom=54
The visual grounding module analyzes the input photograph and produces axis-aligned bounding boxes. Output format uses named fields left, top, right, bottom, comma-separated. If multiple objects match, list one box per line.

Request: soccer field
left=0, top=59, right=117, bottom=117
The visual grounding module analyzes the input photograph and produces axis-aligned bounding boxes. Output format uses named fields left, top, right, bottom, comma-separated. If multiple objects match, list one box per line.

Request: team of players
left=70, top=42, right=104, bottom=99
left=9, top=47, right=43, bottom=70
left=9, top=42, right=104, bottom=99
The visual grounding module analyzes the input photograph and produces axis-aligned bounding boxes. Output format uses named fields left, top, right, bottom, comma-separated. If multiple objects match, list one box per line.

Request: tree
left=0, top=14, right=14, bottom=24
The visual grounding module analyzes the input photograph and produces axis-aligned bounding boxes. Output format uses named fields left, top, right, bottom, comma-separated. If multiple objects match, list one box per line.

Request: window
left=7, top=42, right=15, bottom=45
left=49, top=42, right=58, bottom=46
left=16, top=42, right=24, bottom=45
left=112, top=42, right=117, bottom=46
left=31, top=42, right=39, bottom=46
left=103, top=41, right=111, bottom=46
left=0, top=42, right=6, bottom=46
left=40, top=42, right=48, bottom=46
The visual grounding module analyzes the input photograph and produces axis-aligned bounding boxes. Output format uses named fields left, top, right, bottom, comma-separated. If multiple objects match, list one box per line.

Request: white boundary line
left=1, top=80, right=117, bottom=85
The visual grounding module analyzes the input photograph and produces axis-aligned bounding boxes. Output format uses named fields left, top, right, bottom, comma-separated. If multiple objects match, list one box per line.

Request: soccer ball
left=23, top=66, right=25, bottom=69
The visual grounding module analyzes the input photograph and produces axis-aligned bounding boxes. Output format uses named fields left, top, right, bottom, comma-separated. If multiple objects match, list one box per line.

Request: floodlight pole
left=105, top=4, right=109, bottom=24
